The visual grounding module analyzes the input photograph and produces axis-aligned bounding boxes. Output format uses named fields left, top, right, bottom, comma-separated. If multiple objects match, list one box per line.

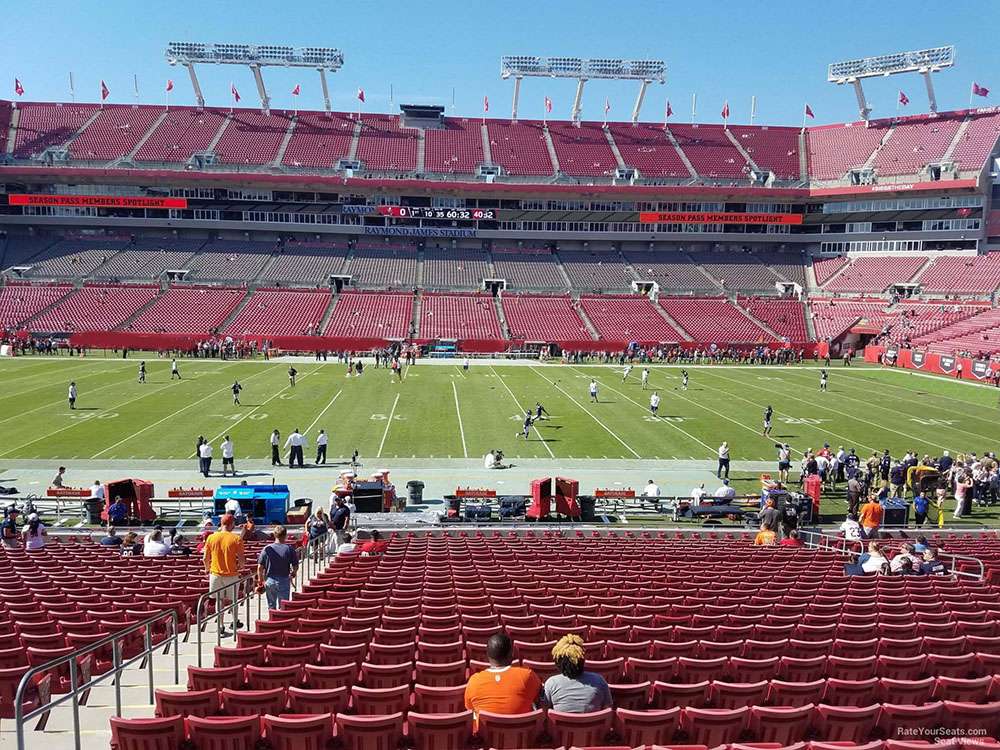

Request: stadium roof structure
left=500, top=55, right=666, bottom=124
left=165, top=41, right=345, bottom=114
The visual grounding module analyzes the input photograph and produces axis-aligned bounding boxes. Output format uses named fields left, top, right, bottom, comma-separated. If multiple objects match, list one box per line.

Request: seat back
left=187, top=715, right=261, bottom=750
left=615, top=706, right=680, bottom=747
left=110, top=716, right=185, bottom=750
left=335, top=712, right=405, bottom=750
left=153, top=688, right=220, bottom=718
left=412, top=683, right=467, bottom=714
left=476, top=709, right=544, bottom=750
left=407, top=710, right=473, bottom=750
left=263, top=713, right=333, bottom=750
left=286, top=686, right=349, bottom=715
left=220, top=687, right=286, bottom=716
left=547, top=707, right=614, bottom=748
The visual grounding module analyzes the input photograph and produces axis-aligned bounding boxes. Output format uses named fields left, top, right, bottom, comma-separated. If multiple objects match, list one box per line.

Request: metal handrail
left=799, top=529, right=985, bottom=579
left=194, top=573, right=260, bottom=666
left=297, top=530, right=332, bottom=589
left=14, top=608, right=179, bottom=750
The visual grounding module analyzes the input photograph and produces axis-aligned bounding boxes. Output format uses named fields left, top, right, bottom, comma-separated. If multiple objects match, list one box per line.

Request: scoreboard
left=377, top=206, right=497, bottom=221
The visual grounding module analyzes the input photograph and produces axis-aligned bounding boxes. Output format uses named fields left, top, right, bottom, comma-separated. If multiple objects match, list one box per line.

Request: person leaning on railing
left=256, top=525, right=298, bottom=611
left=203, top=513, right=245, bottom=636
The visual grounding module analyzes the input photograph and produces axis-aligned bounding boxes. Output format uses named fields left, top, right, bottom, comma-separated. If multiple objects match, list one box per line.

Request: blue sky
left=1, top=0, right=996, bottom=126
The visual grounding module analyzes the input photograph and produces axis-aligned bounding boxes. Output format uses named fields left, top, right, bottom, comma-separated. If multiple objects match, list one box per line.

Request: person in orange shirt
left=203, top=514, right=246, bottom=637
left=858, top=496, right=884, bottom=539
left=465, top=632, right=542, bottom=726
left=753, top=524, right=777, bottom=546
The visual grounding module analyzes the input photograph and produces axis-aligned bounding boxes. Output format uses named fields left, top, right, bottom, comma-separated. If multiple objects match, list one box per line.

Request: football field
left=0, top=356, right=997, bottom=462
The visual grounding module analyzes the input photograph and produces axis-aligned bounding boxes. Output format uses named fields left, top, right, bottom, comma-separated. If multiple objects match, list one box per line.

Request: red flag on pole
left=230, top=83, right=241, bottom=103
left=721, top=101, right=730, bottom=119
left=14, top=78, right=24, bottom=97
left=666, top=100, right=673, bottom=118
left=898, top=90, right=909, bottom=106
left=804, top=103, right=814, bottom=119
left=100, top=80, right=110, bottom=101
left=483, top=95, right=489, bottom=113
left=604, top=98, right=611, bottom=115
left=291, top=84, right=301, bottom=96
left=972, top=82, right=990, bottom=98
left=165, top=79, right=174, bottom=92
left=357, top=88, right=365, bottom=103
left=544, top=96, right=552, bottom=113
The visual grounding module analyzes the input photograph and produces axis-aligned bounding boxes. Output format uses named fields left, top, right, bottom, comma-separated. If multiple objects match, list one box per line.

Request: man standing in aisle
left=198, top=440, right=213, bottom=478
left=220, top=435, right=235, bottom=477
left=256, top=525, right=297, bottom=611
left=203, top=514, right=245, bottom=637
left=331, top=496, right=351, bottom=547
left=270, top=430, right=282, bottom=467
left=315, top=429, right=328, bottom=465
left=284, top=428, right=305, bottom=468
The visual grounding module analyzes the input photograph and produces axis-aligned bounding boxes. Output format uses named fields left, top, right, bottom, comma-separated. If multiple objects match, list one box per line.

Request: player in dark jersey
left=820, top=369, right=828, bottom=392
left=517, top=410, right=533, bottom=439
left=288, top=366, right=297, bottom=387
left=232, top=380, right=243, bottom=405
left=138, top=361, right=146, bottom=383
left=534, top=402, right=549, bottom=421
left=681, top=370, right=689, bottom=390
left=763, top=405, right=773, bottom=437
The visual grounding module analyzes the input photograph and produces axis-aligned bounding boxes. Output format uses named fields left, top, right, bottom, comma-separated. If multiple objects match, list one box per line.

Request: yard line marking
left=0, top=379, right=180, bottom=458
left=303, top=389, right=343, bottom=438
left=89, top=366, right=267, bottom=459
left=709, top=368, right=949, bottom=452
left=0, top=360, right=113, bottom=390
left=377, top=394, right=400, bottom=458
left=0, top=370, right=155, bottom=425
left=452, top=382, right=468, bottom=458
left=455, top=366, right=467, bottom=379
left=529, top=365, right=640, bottom=459
left=197, top=368, right=322, bottom=455
left=569, top=366, right=714, bottom=455
left=490, top=365, right=554, bottom=458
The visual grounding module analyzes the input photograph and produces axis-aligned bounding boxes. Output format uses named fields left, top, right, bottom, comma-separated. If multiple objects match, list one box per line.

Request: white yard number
left=780, top=417, right=828, bottom=425
left=644, top=416, right=688, bottom=423
left=909, top=418, right=956, bottom=426
left=370, top=413, right=406, bottom=421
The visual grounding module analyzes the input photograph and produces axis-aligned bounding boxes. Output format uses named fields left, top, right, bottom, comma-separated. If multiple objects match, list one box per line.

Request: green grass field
left=1, top=356, right=998, bottom=462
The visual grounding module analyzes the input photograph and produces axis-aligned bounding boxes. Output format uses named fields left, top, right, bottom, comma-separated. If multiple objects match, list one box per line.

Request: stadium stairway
left=61, top=109, right=104, bottom=152
left=415, top=129, right=426, bottom=174
left=317, top=292, right=339, bottom=333
left=347, top=119, right=362, bottom=161
left=410, top=293, right=423, bottom=338
left=733, top=298, right=781, bottom=339
left=724, top=128, right=761, bottom=174
left=119, top=109, right=170, bottom=165
left=479, top=122, right=492, bottom=166
left=542, top=125, right=561, bottom=174
left=797, top=129, right=809, bottom=182
left=818, top=259, right=853, bottom=290
left=573, top=298, right=602, bottom=340
left=552, top=251, right=575, bottom=290
left=863, top=126, right=895, bottom=171
left=653, top=302, right=694, bottom=341
left=493, top=295, right=511, bottom=338
left=216, top=289, right=254, bottom=330
left=204, top=113, right=232, bottom=155
left=16, top=284, right=81, bottom=328
left=115, top=286, right=167, bottom=329
left=4, top=106, right=18, bottom=155
left=604, top=127, right=627, bottom=170
left=271, top=115, right=298, bottom=168
left=943, top=117, right=974, bottom=161
left=662, top=126, right=699, bottom=178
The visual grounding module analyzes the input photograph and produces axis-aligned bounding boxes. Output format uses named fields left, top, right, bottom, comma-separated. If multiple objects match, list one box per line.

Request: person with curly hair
left=541, top=634, right=612, bottom=712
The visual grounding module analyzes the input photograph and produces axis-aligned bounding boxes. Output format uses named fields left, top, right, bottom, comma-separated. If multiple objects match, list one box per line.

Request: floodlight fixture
left=500, top=55, right=666, bottom=123
left=827, top=45, right=955, bottom=120
left=165, top=41, right=345, bottom=113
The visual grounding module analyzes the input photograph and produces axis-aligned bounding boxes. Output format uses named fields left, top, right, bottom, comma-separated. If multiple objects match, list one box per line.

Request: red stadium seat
left=412, top=684, right=467, bottom=714
left=877, top=677, right=936, bottom=705
left=615, top=706, right=681, bottom=746
left=681, top=706, right=750, bottom=746
left=351, top=684, right=410, bottom=715
left=547, top=708, right=614, bottom=748
left=608, top=681, right=651, bottom=709
left=110, top=716, right=185, bottom=750
left=153, top=688, right=220, bottom=718
left=877, top=701, right=944, bottom=737
left=262, top=713, right=333, bottom=750
left=476, top=709, right=545, bottom=750
left=823, top=678, right=880, bottom=706
left=748, top=704, right=815, bottom=745
left=286, top=686, right=349, bottom=715
left=407, top=710, right=473, bottom=750
left=335, top=712, right=405, bottom=750
left=245, top=664, right=302, bottom=691
left=710, top=680, right=769, bottom=708
left=813, top=703, right=881, bottom=743
left=187, top=715, right=261, bottom=750
left=220, top=687, right=286, bottom=716
left=187, top=665, right=244, bottom=691
left=653, top=680, right=711, bottom=709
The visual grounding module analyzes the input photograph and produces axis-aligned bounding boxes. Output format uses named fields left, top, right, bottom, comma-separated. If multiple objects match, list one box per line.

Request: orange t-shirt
left=203, top=530, right=244, bottom=576
left=464, top=666, right=541, bottom=718
left=859, top=502, right=884, bottom=529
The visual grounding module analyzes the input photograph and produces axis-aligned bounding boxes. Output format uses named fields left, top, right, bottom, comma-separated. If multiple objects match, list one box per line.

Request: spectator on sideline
left=358, top=529, right=389, bottom=556
left=859, top=496, right=884, bottom=538
left=100, top=526, right=122, bottom=546
left=107, top=496, right=128, bottom=525
left=203, top=514, right=246, bottom=637
left=465, top=632, right=542, bottom=724
left=913, top=491, right=930, bottom=526
left=120, top=531, right=141, bottom=557
left=331, top=496, right=351, bottom=547
left=284, top=428, right=306, bottom=468
left=780, top=529, right=804, bottom=547
left=846, top=474, right=863, bottom=516
left=954, top=471, right=973, bottom=520
left=256, top=525, right=298, bottom=610
left=641, top=479, right=661, bottom=500
left=754, top=524, right=777, bottom=546
left=913, top=535, right=930, bottom=553
left=336, top=532, right=357, bottom=555
left=541, top=634, right=612, bottom=712
left=169, top=532, right=192, bottom=556
left=690, top=483, right=707, bottom=504
left=143, top=530, right=170, bottom=557
left=198, top=439, right=213, bottom=478
left=308, top=508, right=329, bottom=540
left=714, top=478, right=736, bottom=502
left=270, top=429, right=282, bottom=467
left=51, top=466, right=66, bottom=488
left=220, top=436, right=235, bottom=477
left=22, top=514, right=46, bottom=550
left=90, top=480, right=105, bottom=504
left=717, top=442, right=730, bottom=479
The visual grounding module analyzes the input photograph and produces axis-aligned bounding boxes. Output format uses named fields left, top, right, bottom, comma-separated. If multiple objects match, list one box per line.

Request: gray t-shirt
left=542, top=672, right=612, bottom=713
left=257, top=543, right=298, bottom=579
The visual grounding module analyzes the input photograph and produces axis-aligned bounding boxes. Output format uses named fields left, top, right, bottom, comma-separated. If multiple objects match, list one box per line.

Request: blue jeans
left=264, top=576, right=291, bottom=610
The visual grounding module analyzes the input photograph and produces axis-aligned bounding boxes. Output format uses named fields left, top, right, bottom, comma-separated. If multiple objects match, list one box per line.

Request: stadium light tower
left=165, top=42, right=345, bottom=114
left=827, top=45, right=955, bottom=121
left=500, top=56, right=665, bottom=124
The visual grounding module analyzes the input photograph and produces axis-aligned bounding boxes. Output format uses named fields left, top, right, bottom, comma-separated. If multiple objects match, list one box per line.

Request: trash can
left=579, top=496, right=597, bottom=522
left=406, top=480, right=425, bottom=506
left=84, top=498, right=103, bottom=524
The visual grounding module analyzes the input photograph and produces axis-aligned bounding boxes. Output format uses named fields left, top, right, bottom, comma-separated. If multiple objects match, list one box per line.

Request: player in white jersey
left=641, top=368, right=650, bottom=389
left=589, top=380, right=599, bottom=403
left=649, top=391, right=660, bottom=415
left=622, top=364, right=633, bottom=383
